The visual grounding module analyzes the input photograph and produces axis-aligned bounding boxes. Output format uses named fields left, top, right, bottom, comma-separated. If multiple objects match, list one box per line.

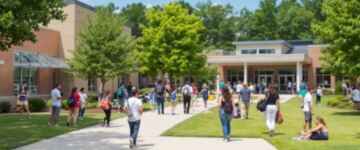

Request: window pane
left=241, top=49, right=257, bottom=54
left=259, top=49, right=275, bottom=54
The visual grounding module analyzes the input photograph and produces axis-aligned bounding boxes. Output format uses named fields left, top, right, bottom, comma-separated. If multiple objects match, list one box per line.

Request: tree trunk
left=98, top=78, right=107, bottom=101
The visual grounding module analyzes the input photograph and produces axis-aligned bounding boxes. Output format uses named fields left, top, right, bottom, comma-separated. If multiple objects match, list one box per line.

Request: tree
left=0, top=0, right=65, bottom=51
left=120, top=3, right=147, bottom=37
left=301, top=0, right=325, bottom=21
left=312, top=0, right=360, bottom=80
left=195, top=1, right=236, bottom=50
left=137, top=3, right=206, bottom=79
left=68, top=5, right=135, bottom=93
left=276, top=0, right=314, bottom=40
left=251, top=0, right=279, bottom=40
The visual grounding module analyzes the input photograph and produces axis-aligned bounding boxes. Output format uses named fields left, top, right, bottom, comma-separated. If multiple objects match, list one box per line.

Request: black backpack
left=155, top=85, right=164, bottom=95
left=256, top=98, right=267, bottom=112
left=222, top=101, right=233, bottom=114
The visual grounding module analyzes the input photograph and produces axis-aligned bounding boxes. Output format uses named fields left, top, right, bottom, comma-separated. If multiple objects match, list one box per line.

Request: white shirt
left=303, top=92, right=312, bottom=112
left=236, top=84, right=243, bottom=93
left=80, top=92, right=87, bottom=107
left=182, top=85, right=193, bottom=95
left=316, top=88, right=323, bottom=96
left=51, top=88, right=61, bottom=107
left=126, top=97, right=143, bottom=122
left=352, top=89, right=360, bottom=102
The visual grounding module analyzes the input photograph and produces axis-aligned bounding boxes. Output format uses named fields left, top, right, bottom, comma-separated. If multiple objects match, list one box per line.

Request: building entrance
left=279, top=74, right=295, bottom=93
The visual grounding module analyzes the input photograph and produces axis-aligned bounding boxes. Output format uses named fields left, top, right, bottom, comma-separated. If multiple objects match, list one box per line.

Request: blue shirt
left=240, top=88, right=251, bottom=102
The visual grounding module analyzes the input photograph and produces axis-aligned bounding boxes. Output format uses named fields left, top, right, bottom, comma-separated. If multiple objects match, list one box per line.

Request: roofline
left=233, top=40, right=291, bottom=48
left=64, top=0, right=95, bottom=11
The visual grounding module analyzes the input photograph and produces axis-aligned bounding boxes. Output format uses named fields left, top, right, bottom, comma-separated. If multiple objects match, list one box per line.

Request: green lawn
left=0, top=110, right=124, bottom=150
left=163, top=96, right=360, bottom=150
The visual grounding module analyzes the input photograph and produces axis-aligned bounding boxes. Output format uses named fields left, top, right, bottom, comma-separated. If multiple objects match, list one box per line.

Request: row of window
left=239, top=48, right=276, bottom=54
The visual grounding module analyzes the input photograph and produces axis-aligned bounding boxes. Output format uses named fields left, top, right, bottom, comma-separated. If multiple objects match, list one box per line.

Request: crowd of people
left=14, top=78, right=340, bottom=148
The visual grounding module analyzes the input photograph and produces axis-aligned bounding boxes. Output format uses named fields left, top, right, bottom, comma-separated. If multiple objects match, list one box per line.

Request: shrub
left=0, top=101, right=11, bottom=113
left=140, top=88, right=153, bottom=96
left=325, top=95, right=352, bottom=109
left=29, top=98, right=47, bottom=112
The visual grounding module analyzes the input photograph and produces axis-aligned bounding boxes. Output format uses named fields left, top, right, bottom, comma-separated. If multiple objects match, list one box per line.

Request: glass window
left=13, top=68, right=38, bottom=95
left=226, top=69, right=244, bottom=83
left=241, top=49, right=257, bottom=54
left=316, top=68, right=331, bottom=88
left=259, top=49, right=275, bottom=54
left=88, top=78, right=97, bottom=92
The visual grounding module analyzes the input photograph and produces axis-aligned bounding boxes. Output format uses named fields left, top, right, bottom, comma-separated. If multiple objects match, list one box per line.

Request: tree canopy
left=68, top=5, right=135, bottom=91
left=313, top=0, right=360, bottom=79
left=136, top=3, right=206, bottom=78
left=120, top=3, right=147, bottom=37
left=0, top=0, right=65, bottom=51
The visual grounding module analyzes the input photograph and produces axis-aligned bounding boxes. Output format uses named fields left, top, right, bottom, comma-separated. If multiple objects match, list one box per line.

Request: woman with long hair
left=265, top=85, right=280, bottom=137
left=100, top=91, right=112, bottom=127
left=218, top=87, right=234, bottom=142
left=16, top=84, right=31, bottom=118
left=302, top=116, right=329, bottom=140
left=67, top=87, right=81, bottom=126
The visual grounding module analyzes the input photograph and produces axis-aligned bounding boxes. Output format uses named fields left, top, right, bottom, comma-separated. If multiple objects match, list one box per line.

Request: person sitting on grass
left=296, top=116, right=329, bottom=141
left=304, top=116, right=329, bottom=140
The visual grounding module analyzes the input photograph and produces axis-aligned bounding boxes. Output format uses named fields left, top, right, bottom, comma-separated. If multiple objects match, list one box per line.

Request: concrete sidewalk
left=17, top=98, right=278, bottom=150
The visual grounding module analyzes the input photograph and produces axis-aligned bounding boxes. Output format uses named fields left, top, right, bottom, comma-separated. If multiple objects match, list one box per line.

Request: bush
left=28, top=98, right=47, bottom=112
left=140, top=88, right=153, bottom=96
left=0, top=101, right=11, bottom=113
left=325, top=95, right=352, bottom=109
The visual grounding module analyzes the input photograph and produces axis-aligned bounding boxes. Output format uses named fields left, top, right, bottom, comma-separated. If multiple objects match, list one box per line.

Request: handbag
left=256, top=98, right=267, bottom=112
left=276, top=111, right=284, bottom=124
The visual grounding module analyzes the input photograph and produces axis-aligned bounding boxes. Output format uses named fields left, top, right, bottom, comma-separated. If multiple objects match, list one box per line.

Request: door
left=278, top=74, right=295, bottom=93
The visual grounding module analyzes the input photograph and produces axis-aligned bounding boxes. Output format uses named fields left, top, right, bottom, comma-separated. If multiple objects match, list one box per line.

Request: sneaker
left=129, top=138, right=134, bottom=149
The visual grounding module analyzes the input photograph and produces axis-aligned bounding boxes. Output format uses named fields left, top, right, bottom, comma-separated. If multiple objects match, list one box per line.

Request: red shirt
left=70, top=92, right=81, bottom=108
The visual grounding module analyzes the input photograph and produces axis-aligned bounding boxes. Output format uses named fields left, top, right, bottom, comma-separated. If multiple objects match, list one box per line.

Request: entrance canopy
left=14, top=51, right=69, bottom=69
left=207, top=53, right=311, bottom=65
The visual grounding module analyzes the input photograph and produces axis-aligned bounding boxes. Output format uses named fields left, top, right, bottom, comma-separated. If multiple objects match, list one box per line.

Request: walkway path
left=16, top=95, right=295, bottom=150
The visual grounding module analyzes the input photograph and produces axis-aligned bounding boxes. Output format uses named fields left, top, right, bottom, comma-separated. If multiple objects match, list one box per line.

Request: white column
left=296, top=62, right=303, bottom=92
left=244, top=62, right=248, bottom=84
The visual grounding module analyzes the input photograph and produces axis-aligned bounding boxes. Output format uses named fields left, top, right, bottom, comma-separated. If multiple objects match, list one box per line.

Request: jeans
left=156, top=96, right=165, bottom=114
left=266, top=105, right=277, bottom=131
left=183, top=95, right=191, bottom=114
left=49, top=106, right=61, bottom=125
left=219, top=108, right=232, bottom=139
left=79, top=107, right=86, bottom=119
left=129, top=120, right=141, bottom=145
left=103, top=108, right=112, bottom=126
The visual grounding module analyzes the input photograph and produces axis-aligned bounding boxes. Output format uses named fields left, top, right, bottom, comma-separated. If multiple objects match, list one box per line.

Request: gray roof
left=64, top=0, right=95, bottom=11
left=289, top=45, right=309, bottom=54
left=233, top=40, right=290, bottom=47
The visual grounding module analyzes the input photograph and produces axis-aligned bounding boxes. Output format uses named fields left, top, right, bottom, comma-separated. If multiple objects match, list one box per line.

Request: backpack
left=183, top=86, right=191, bottom=96
left=222, top=101, right=233, bottom=114
left=155, top=85, right=164, bottom=95
left=68, top=96, right=76, bottom=107
left=256, top=98, right=267, bottom=112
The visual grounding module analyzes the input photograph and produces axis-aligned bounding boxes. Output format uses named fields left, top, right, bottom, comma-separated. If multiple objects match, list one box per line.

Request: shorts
left=310, top=132, right=328, bottom=140
left=17, top=100, right=29, bottom=106
left=304, top=111, right=312, bottom=123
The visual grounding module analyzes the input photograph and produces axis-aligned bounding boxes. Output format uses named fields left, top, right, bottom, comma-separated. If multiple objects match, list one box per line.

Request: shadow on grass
left=355, top=133, right=360, bottom=139
left=261, top=132, right=285, bottom=136
left=332, top=111, right=360, bottom=116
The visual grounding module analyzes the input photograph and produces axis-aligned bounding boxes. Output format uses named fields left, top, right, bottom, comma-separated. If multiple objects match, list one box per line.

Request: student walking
left=16, top=84, right=31, bottom=118
left=100, top=91, right=112, bottom=127
left=78, top=88, right=87, bottom=120
left=170, top=85, right=177, bottom=115
left=316, top=86, right=323, bottom=105
left=48, top=84, right=62, bottom=126
left=265, top=85, right=280, bottom=137
left=116, top=84, right=128, bottom=112
left=182, top=82, right=193, bottom=114
left=67, top=87, right=81, bottom=126
left=155, top=80, right=165, bottom=114
left=200, top=84, right=209, bottom=108
left=303, top=88, right=313, bottom=131
left=218, top=87, right=234, bottom=142
left=125, top=89, right=143, bottom=149
left=239, top=84, right=251, bottom=119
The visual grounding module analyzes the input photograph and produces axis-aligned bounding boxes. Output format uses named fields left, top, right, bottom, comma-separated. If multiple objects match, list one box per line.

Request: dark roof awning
left=14, top=51, right=69, bottom=69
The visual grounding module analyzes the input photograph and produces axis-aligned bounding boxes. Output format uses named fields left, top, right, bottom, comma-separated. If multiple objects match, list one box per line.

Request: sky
left=78, top=0, right=262, bottom=12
